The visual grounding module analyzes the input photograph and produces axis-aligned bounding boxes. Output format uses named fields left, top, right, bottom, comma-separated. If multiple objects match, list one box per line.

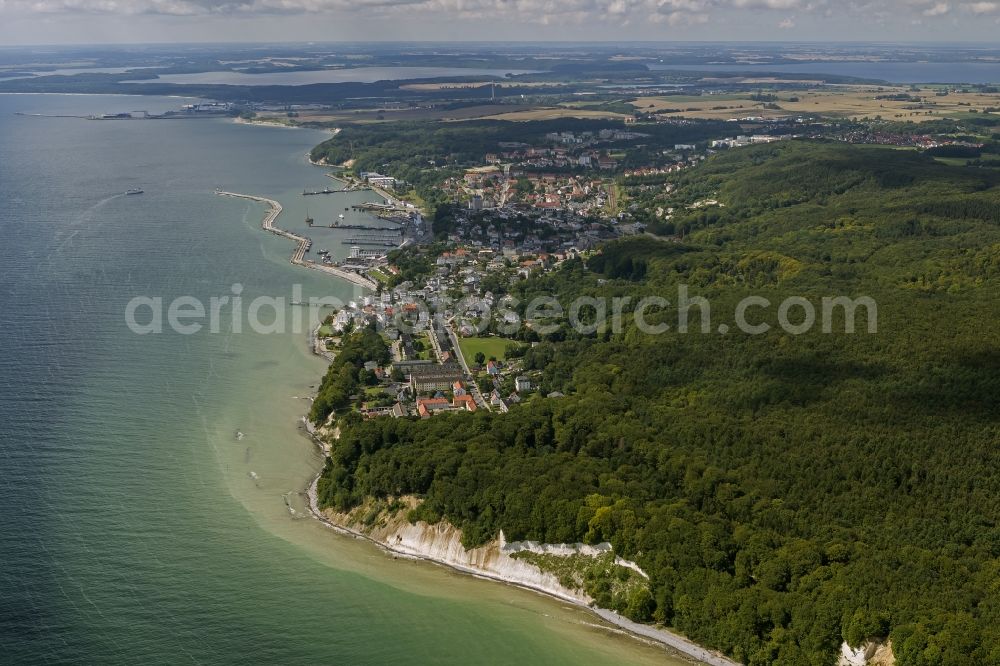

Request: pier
left=345, top=239, right=400, bottom=247
left=351, top=202, right=411, bottom=216
left=349, top=205, right=411, bottom=225
left=215, top=190, right=378, bottom=291
left=324, top=172, right=371, bottom=193
left=325, top=222, right=401, bottom=231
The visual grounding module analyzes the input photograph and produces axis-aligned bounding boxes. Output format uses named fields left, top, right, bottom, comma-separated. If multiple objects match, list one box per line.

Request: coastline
left=304, top=475, right=741, bottom=666
left=305, top=131, right=400, bottom=208
left=256, top=121, right=737, bottom=665
left=215, top=189, right=378, bottom=291
left=306, top=129, right=342, bottom=168
left=232, top=117, right=301, bottom=129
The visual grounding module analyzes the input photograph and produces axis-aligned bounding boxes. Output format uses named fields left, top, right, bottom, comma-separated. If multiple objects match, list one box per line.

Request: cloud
left=964, top=0, right=997, bottom=12
left=732, top=0, right=802, bottom=8
left=0, top=0, right=992, bottom=26
left=0, top=0, right=806, bottom=16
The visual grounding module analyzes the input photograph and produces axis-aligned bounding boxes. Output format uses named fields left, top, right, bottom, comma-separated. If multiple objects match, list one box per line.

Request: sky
left=1, top=0, right=1000, bottom=45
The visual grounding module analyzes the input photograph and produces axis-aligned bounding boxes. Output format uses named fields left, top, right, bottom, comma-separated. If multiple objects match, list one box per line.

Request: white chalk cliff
left=307, top=486, right=742, bottom=666
left=838, top=640, right=895, bottom=666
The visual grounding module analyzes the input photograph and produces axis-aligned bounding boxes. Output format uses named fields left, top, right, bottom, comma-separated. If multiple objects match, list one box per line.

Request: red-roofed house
left=453, top=394, right=478, bottom=412
left=417, top=397, right=452, bottom=418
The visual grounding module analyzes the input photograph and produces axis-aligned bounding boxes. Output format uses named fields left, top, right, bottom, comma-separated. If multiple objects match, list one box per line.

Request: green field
left=368, top=268, right=392, bottom=285
left=457, top=336, right=518, bottom=363
left=932, top=152, right=1000, bottom=166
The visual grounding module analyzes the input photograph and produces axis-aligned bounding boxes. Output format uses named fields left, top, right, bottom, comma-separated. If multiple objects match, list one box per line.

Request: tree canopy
left=318, top=141, right=1000, bottom=665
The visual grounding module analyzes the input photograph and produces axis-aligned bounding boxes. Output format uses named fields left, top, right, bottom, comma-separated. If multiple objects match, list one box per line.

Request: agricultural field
left=477, top=107, right=631, bottom=121
left=398, top=81, right=562, bottom=91
left=274, top=103, right=542, bottom=125
left=633, top=85, right=1000, bottom=122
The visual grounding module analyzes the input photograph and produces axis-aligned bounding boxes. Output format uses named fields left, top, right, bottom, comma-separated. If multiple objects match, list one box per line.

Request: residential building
left=417, top=397, right=452, bottom=418
left=409, top=363, right=465, bottom=393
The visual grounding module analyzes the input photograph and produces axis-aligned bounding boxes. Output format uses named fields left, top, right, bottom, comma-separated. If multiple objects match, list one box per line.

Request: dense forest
left=316, top=141, right=1000, bottom=665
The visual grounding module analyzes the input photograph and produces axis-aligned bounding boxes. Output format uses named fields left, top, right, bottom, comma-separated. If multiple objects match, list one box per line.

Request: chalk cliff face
left=314, top=495, right=653, bottom=606
left=837, top=640, right=895, bottom=666
left=318, top=499, right=596, bottom=604
left=309, top=490, right=743, bottom=666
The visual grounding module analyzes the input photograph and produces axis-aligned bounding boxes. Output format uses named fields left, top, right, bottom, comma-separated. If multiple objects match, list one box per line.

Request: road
left=443, top=319, right=490, bottom=411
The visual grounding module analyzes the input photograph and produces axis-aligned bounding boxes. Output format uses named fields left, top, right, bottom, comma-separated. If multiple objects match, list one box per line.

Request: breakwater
left=215, top=190, right=378, bottom=291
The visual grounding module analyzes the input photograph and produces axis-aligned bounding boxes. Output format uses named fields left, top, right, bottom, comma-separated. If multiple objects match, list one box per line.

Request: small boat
left=125, top=188, right=144, bottom=196
left=338, top=214, right=345, bottom=219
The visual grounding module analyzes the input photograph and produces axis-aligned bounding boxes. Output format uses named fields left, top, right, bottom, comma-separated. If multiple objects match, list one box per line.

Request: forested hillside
left=317, top=141, right=1000, bottom=665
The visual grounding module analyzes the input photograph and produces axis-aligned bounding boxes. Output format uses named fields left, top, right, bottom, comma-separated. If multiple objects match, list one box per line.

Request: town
left=306, top=100, right=996, bottom=423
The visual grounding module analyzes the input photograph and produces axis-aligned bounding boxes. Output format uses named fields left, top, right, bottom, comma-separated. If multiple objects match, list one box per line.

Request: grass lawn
left=933, top=153, right=1000, bottom=167
left=458, top=336, right=521, bottom=363
left=413, top=332, right=434, bottom=360
left=368, top=268, right=391, bottom=285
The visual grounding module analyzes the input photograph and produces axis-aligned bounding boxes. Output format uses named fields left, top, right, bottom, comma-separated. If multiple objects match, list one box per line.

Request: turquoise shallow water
left=0, top=95, right=687, bottom=665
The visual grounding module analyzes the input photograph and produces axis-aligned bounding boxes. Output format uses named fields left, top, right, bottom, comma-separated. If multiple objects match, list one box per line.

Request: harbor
left=215, top=190, right=378, bottom=291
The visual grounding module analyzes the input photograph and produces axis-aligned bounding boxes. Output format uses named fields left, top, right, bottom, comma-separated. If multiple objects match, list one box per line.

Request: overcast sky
left=1, top=0, right=999, bottom=45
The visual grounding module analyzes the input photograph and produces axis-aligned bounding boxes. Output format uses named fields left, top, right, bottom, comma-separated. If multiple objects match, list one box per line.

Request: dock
left=325, top=222, right=401, bottom=231
left=351, top=202, right=411, bottom=216
left=324, top=172, right=371, bottom=193
left=345, top=240, right=400, bottom=247
left=215, top=190, right=377, bottom=291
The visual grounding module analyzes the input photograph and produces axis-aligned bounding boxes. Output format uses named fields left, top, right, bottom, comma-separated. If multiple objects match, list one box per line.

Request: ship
left=125, top=188, right=144, bottom=196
